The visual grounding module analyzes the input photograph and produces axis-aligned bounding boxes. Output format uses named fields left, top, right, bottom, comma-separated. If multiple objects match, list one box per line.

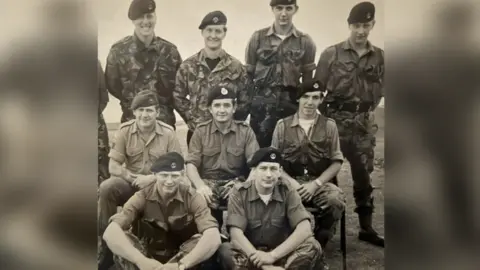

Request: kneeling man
left=103, top=152, right=222, bottom=270
left=221, top=147, right=322, bottom=270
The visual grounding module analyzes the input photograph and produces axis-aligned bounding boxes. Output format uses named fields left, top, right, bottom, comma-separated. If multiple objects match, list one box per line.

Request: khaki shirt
left=226, top=180, right=311, bottom=249
left=314, top=40, right=384, bottom=105
left=174, top=49, right=250, bottom=125
left=186, top=120, right=259, bottom=180
left=109, top=120, right=182, bottom=175
left=245, top=25, right=316, bottom=87
left=110, top=183, right=218, bottom=234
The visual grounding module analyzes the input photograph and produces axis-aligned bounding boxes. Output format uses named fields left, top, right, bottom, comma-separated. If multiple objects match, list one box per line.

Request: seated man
left=103, top=152, right=222, bottom=270
left=221, top=147, right=323, bottom=270
left=271, top=80, right=346, bottom=249
left=98, top=90, right=182, bottom=269
left=186, top=85, right=259, bottom=228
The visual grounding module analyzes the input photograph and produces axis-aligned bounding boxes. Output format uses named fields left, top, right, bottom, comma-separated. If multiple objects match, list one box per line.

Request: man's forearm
left=109, top=162, right=135, bottom=184
left=281, top=171, right=301, bottom=189
left=270, top=221, right=311, bottom=261
left=186, top=163, right=206, bottom=188
left=230, top=228, right=257, bottom=257
left=103, top=223, right=146, bottom=266
left=316, top=162, right=342, bottom=185
left=180, top=229, right=221, bottom=268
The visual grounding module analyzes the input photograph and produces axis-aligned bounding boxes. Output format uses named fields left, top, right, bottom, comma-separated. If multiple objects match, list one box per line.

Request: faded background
left=97, top=0, right=385, bottom=123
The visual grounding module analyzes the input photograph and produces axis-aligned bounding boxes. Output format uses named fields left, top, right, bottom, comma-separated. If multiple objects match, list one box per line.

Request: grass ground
left=107, top=108, right=385, bottom=269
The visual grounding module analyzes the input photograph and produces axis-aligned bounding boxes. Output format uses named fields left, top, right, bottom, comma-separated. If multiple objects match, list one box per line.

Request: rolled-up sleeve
left=270, top=120, right=285, bottom=152
left=244, top=128, right=260, bottom=163
left=109, top=191, right=145, bottom=230
left=226, top=189, right=247, bottom=231
left=108, top=128, right=128, bottom=163
left=326, top=120, right=344, bottom=162
left=185, top=129, right=203, bottom=167
left=286, top=190, right=311, bottom=229
left=189, top=192, right=219, bottom=233
left=301, top=34, right=317, bottom=73
left=314, top=47, right=336, bottom=89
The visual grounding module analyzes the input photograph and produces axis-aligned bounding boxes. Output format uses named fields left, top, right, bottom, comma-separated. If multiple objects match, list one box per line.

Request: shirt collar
left=145, top=183, right=185, bottom=203
left=132, top=33, right=159, bottom=51
left=342, top=39, right=375, bottom=53
left=210, top=120, right=236, bottom=134
left=130, top=121, right=164, bottom=135
left=247, top=181, right=284, bottom=202
left=290, top=112, right=319, bottom=127
left=266, top=24, right=299, bottom=38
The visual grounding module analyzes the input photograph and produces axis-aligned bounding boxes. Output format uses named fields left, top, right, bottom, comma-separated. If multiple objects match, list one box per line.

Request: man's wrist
left=315, top=178, right=324, bottom=187
left=269, top=250, right=279, bottom=261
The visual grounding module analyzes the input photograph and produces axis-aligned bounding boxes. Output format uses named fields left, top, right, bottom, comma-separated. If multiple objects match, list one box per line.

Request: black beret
left=130, top=90, right=159, bottom=110
left=128, top=0, right=156, bottom=20
left=207, top=85, right=236, bottom=106
left=347, top=2, right=375, bottom=24
left=297, top=80, right=326, bottom=99
left=151, top=152, right=184, bottom=173
left=199, top=11, right=227, bottom=30
left=247, top=147, right=283, bottom=168
left=270, top=0, right=297, bottom=6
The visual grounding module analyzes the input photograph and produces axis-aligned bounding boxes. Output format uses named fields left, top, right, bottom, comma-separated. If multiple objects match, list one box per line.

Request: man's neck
left=137, top=122, right=155, bottom=134
left=135, top=32, right=155, bottom=47
left=348, top=38, right=369, bottom=52
left=298, top=111, right=316, bottom=121
left=214, top=119, right=232, bottom=133
left=273, top=23, right=293, bottom=36
left=255, top=181, right=273, bottom=195
left=204, top=47, right=222, bottom=59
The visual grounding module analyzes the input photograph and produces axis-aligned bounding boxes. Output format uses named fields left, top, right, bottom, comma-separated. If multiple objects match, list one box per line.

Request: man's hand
left=196, top=184, right=213, bottom=205
left=125, top=171, right=138, bottom=183
left=249, top=251, right=276, bottom=268
left=159, top=263, right=180, bottom=270
left=135, top=257, right=163, bottom=270
left=187, top=120, right=196, bottom=131
left=297, top=181, right=320, bottom=202
left=220, top=181, right=236, bottom=199
left=133, top=175, right=155, bottom=189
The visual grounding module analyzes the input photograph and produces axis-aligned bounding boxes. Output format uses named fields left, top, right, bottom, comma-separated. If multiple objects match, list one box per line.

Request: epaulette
left=239, top=180, right=253, bottom=190
left=196, top=119, right=212, bottom=128
left=156, top=120, right=174, bottom=131
left=119, top=119, right=135, bottom=129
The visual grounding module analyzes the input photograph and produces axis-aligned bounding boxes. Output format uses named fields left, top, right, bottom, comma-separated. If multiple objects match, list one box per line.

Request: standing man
left=314, top=1, right=385, bottom=247
left=105, top=0, right=182, bottom=128
left=220, top=147, right=323, bottom=270
left=98, top=90, right=182, bottom=270
left=245, top=0, right=317, bottom=147
left=271, top=80, right=345, bottom=255
left=186, top=85, right=259, bottom=228
left=98, top=60, right=110, bottom=184
left=174, top=11, right=250, bottom=146
left=103, top=152, right=223, bottom=270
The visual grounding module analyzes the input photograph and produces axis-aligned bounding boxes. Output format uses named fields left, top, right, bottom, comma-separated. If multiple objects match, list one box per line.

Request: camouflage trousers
left=325, top=108, right=378, bottom=213
left=296, top=177, right=346, bottom=245
left=113, top=231, right=216, bottom=270
left=203, top=178, right=244, bottom=229
left=98, top=113, right=110, bottom=185
left=250, top=90, right=298, bottom=148
left=223, top=237, right=322, bottom=270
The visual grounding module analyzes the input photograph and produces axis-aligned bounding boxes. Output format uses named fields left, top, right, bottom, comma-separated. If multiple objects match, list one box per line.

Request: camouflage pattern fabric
left=174, top=49, right=250, bottom=126
left=98, top=113, right=110, bottom=184
left=230, top=237, right=322, bottom=270
left=105, top=34, right=182, bottom=127
left=113, top=231, right=214, bottom=270
left=203, top=178, right=245, bottom=210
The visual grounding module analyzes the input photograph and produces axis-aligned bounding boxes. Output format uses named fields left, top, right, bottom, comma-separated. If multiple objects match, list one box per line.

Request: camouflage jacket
left=314, top=40, right=384, bottom=106
left=105, top=34, right=182, bottom=124
left=245, top=25, right=317, bottom=88
left=174, top=49, right=250, bottom=125
left=98, top=60, right=109, bottom=116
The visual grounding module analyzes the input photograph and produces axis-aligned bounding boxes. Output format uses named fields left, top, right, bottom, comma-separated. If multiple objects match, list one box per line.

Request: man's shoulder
left=178, top=183, right=197, bottom=198
left=154, top=36, right=179, bottom=50
left=252, top=27, right=270, bottom=37
left=196, top=119, right=213, bottom=129
left=110, top=36, right=134, bottom=52
left=156, top=120, right=174, bottom=132
left=119, top=119, right=136, bottom=130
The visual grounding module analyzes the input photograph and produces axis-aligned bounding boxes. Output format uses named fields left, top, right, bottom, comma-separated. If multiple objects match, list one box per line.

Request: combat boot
left=358, top=212, right=384, bottom=247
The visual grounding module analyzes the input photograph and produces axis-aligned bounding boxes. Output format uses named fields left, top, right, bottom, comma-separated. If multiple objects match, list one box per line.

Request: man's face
left=132, top=12, right=157, bottom=37
left=209, top=99, right=235, bottom=123
left=298, top=91, right=323, bottom=116
left=349, top=20, right=375, bottom=45
left=272, top=5, right=297, bottom=27
left=202, top=25, right=226, bottom=50
left=154, top=171, right=183, bottom=196
left=253, top=162, right=281, bottom=189
left=133, top=105, right=158, bottom=128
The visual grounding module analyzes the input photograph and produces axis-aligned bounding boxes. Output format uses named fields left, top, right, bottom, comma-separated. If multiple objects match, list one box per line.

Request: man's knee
left=98, top=176, right=129, bottom=200
left=285, top=237, right=322, bottom=269
left=313, top=183, right=346, bottom=218
left=217, top=242, right=235, bottom=269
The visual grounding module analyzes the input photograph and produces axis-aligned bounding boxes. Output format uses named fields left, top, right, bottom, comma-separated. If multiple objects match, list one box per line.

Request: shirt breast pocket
left=168, top=213, right=194, bottom=231
left=226, top=147, right=244, bottom=169
left=201, top=147, right=221, bottom=168
left=286, top=49, right=305, bottom=63
left=247, top=219, right=263, bottom=231
left=126, top=146, right=144, bottom=165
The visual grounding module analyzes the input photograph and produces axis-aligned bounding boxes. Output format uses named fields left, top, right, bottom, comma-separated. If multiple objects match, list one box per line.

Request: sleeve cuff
left=108, top=213, right=132, bottom=230
left=108, top=149, right=125, bottom=164
left=226, top=214, right=247, bottom=231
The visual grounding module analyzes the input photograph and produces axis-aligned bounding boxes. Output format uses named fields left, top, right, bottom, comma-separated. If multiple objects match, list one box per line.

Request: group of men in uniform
left=98, top=0, right=385, bottom=269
